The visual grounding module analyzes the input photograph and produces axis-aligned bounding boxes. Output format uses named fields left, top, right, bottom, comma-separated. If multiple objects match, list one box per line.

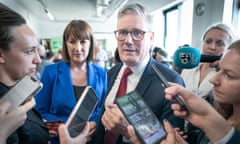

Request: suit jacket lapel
left=87, top=62, right=97, bottom=88
left=57, top=62, right=74, bottom=98
left=107, top=63, right=122, bottom=95
left=108, top=61, right=155, bottom=98
left=136, top=59, right=155, bottom=98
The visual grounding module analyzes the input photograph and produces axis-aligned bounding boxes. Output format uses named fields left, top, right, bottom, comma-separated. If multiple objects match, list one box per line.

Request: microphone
left=173, top=47, right=222, bottom=69
left=200, top=55, right=222, bottom=63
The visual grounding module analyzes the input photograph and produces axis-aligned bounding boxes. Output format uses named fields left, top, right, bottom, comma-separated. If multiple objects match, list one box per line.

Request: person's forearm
left=200, top=111, right=232, bottom=143
left=0, top=135, right=7, bottom=144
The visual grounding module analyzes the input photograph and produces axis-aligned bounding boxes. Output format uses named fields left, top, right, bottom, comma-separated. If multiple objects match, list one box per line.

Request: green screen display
left=50, top=37, right=63, bottom=52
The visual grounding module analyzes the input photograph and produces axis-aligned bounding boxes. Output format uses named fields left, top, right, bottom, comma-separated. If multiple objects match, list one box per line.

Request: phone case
left=116, top=91, right=166, bottom=144
left=66, top=86, right=98, bottom=137
left=151, top=64, right=186, bottom=110
left=0, top=75, right=42, bottom=111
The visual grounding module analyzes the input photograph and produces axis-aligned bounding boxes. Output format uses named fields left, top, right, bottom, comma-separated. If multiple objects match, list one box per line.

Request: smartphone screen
left=116, top=91, right=166, bottom=144
left=66, top=86, right=98, bottom=137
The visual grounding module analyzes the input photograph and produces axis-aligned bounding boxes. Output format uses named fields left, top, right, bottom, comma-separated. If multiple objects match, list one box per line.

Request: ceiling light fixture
left=44, top=8, right=55, bottom=20
left=102, top=0, right=128, bottom=17
left=38, top=0, right=55, bottom=21
left=96, top=6, right=104, bottom=17
left=95, top=0, right=128, bottom=18
left=97, top=0, right=110, bottom=7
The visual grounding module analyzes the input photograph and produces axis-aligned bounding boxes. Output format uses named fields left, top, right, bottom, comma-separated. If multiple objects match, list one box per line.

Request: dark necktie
left=103, top=67, right=132, bottom=144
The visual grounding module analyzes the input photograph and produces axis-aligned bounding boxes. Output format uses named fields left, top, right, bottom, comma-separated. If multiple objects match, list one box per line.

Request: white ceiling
left=15, top=0, right=176, bottom=23
left=16, top=0, right=123, bottom=22
left=1, top=0, right=180, bottom=38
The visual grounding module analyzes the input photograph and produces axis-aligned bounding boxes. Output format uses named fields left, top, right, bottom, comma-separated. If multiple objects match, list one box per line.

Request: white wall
left=0, top=0, right=40, bottom=38
left=1, top=0, right=227, bottom=51
left=191, top=0, right=225, bottom=48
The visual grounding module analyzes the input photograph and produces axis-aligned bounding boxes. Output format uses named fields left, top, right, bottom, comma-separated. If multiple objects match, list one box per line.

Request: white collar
left=123, top=54, right=150, bottom=75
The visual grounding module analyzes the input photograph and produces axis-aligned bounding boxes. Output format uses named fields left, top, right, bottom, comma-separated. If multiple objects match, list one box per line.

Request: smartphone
left=66, top=86, right=98, bottom=137
left=151, top=64, right=186, bottom=110
left=116, top=91, right=166, bottom=144
left=0, top=75, right=43, bottom=111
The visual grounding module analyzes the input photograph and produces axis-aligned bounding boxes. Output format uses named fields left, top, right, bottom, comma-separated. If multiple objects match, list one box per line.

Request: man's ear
left=0, top=50, right=6, bottom=63
left=150, top=32, right=154, bottom=48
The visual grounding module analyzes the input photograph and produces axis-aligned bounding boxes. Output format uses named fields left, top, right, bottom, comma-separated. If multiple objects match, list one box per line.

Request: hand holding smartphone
left=65, top=86, right=98, bottom=138
left=116, top=91, right=166, bottom=144
left=0, top=75, right=43, bottom=111
left=151, top=64, right=186, bottom=110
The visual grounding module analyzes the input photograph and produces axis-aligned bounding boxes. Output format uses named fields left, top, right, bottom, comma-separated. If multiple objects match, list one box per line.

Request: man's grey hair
left=117, top=3, right=153, bottom=31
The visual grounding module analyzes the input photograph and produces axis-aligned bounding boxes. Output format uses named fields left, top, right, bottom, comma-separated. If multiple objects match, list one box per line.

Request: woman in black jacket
left=0, top=5, right=49, bottom=144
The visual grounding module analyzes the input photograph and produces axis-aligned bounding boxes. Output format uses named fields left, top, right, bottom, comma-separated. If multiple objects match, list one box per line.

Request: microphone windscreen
left=173, top=47, right=201, bottom=69
left=200, top=55, right=222, bottom=63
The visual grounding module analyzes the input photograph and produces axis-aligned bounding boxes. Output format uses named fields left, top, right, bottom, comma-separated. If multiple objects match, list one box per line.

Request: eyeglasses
left=114, top=30, right=148, bottom=41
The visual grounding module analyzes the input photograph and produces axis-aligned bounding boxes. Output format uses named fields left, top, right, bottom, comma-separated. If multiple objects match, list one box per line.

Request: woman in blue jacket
left=35, top=20, right=107, bottom=144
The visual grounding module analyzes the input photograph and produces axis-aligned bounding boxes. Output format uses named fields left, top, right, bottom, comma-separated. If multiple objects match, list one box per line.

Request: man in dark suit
left=99, top=3, right=185, bottom=144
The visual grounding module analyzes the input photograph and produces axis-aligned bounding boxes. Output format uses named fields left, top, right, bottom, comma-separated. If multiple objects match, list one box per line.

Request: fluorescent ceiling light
left=38, top=0, right=55, bottom=21
left=44, top=8, right=55, bottom=20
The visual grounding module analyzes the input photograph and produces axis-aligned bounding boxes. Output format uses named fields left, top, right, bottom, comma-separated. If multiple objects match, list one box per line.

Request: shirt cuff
left=215, top=127, right=234, bottom=144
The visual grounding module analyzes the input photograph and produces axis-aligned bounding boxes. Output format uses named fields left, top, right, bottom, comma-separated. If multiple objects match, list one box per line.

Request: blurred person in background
left=152, top=46, right=170, bottom=67
left=181, top=23, right=235, bottom=98
left=36, top=45, right=53, bottom=79
left=94, top=43, right=108, bottom=68
left=181, top=23, right=235, bottom=143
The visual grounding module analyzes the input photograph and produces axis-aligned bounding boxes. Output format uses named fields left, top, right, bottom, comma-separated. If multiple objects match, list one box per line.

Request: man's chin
left=123, top=60, right=138, bottom=66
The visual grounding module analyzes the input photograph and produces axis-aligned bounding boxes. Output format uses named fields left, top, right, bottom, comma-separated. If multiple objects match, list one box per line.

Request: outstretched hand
left=0, top=98, right=35, bottom=144
left=128, top=120, right=187, bottom=144
left=58, top=122, right=89, bottom=144
left=165, top=83, right=232, bottom=143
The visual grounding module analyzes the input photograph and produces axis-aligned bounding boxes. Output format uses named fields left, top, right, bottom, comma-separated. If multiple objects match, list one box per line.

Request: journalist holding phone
left=0, top=4, right=90, bottom=144
left=0, top=4, right=49, bottom=144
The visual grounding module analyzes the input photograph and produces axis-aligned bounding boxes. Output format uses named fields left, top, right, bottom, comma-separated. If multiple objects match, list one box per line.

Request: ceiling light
left=38, top=0, right=55, bottom=21
left=96, top=6, right=104, bottom=17
left=44, top=8, right=55, bottom=20
left=97, top=0, right=110, bottom=7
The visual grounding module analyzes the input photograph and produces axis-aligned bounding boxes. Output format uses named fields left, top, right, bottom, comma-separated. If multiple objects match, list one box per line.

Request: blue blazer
left=94, top=58, right=185, bottom=144
left=35, top=61, right=107, bottom=123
